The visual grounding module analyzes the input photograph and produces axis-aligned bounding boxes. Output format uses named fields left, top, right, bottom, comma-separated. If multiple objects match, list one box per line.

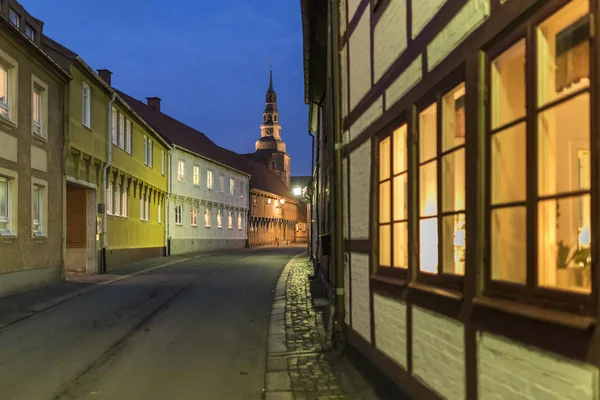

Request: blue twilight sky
left=22, top=0, right=312, bottom=176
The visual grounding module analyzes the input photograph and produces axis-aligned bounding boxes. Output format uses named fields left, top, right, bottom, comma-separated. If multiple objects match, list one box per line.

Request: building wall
left=168, top=147, right=249, bottom=255
left=0, top=30, right=67, bottom=296
left=105, top=100, right=169, bottom=264
left=336, top=0, right=600, bottom=399
left=248, top=189, right=298, bottom=246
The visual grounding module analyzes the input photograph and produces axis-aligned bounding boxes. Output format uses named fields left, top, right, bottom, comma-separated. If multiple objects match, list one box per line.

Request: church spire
left=269, top=63, right=274, bottom=91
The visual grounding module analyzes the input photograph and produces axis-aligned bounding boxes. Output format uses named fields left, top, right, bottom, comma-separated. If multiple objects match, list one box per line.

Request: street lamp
left=279, top=198, right=285, bottom=205
left=293, top=187, right=302, bottom=196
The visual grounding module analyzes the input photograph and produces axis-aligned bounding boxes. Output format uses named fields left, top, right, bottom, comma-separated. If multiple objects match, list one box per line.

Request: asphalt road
left=0, top=246, right=304, bottom=400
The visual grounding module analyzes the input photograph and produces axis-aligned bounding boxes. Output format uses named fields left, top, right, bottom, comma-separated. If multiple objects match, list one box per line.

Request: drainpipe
left=308, top=128, right=315, bottom=261
left=330, top=0, right=346, bottom=351
left=101, top=92, right=117, bottom=273
left=166, top=147, right=173, bottom=255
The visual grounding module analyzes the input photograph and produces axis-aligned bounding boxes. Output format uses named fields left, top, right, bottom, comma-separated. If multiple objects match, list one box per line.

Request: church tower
left=254, top=66, right=291, bottom=187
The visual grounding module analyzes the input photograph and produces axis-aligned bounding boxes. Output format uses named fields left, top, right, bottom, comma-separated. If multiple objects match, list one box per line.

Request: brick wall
left=373, top=293, right=407, bottom=369
left=349, top=96, right=383, bottom=141
left=350, top=252, right=371, bottom=342
left=349, top=9, right=371, bottom=110
left=412, top=306, right=466, bottom=399
left=385, top=55, right=422, bottom=109
left=412, top=0, right=448, bottom=38
left=349, top=140, right=371, bottom=239
left=478, top=332, right=599, bottom=400
left=427, top=0, right=490, bottom=69
left=373, top=0, right=407, bottom=83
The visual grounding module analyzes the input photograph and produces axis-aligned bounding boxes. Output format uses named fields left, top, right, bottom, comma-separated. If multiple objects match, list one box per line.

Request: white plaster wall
left=349, top=9, right=372, bottom=111
left=373, top=0, right=407, bottom=83
left=349, top=140, right=371, bottom=239
left=374, top=293, right=407, bottom=369
left=340, top=0, right=347, bottom=39
left=412, top=306, right=466, bottom=399
left=168, top=148, right=249, bottom=246
left=349, top=96, right=383, bottom=141
left=341, top=45, right=349, bottom=119
left=427, top=0, right=490, bottom=70
left=478, top=332, right=599, bottom=400
left=385, top=54, right=422, bottom=109
left=412, top=0, right=448, bottom=39
left=347, top=0, right=361, bottom=22
left=350, top=252, right=371, bottom=342
left=343, top=157, right=349, bottom=239
left=344, top=253, right=350, bottom=325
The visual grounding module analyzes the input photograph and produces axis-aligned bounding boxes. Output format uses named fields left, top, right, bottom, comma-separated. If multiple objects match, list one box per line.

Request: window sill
left=82, top=123, right=92, bottom=131
left=372, top=274, right=406, bottom=300
left=0, top=116, right=17, bottom=129
left=472, top=296, right=596, bottom=361
left=191, top=224, right=198, bottom=228
left=32, top=233, right=47, bottom=239
left=406, top=282, right=463, bottom=319
left=32, top=132, right=47, bottom=143
left=175, top=223, right=183, bottom=226
left=0, top=231, right=17, bottom=238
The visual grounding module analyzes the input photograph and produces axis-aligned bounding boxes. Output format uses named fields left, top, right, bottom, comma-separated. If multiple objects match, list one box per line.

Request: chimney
left=146, top=97, right=162, bottom=113
left=97, top=69, right=112, bottom=86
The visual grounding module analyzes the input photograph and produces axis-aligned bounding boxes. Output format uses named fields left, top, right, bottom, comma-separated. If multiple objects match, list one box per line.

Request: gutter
left=102, top=92, right=117, bottom=272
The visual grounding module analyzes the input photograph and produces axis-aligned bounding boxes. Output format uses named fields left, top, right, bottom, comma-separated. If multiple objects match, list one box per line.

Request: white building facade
left=167, top=145, right=249, bottom=254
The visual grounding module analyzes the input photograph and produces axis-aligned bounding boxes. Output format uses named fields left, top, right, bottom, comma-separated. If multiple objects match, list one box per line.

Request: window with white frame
left=111, top=107, right=117, bottom=144
left=147, top=139, right=153, bottom=167
left=0, top=175, right=13, bottom=234
left=122, top=188, right=128, bottom=217
left=191, top=206, right=198, bottom=226
left=0, top=51, right=16, bottom=123
left=9, top=9, right=19, bottom=27
left=228, top=212, right=233, bottom=229
left=139, top=194, right=144, bottom=220
left=82, top=82, right=91, bottom=128
left=205, top=208, right=211, bottom=227
left=229, top=179, right=235, bottom=195
left=106, top=182, right=113, bottom=215
left=114, top=185, right=121, bottom=216
left=219, top=174, right=225, bottom=192
left=178, top=160, right=185, bottom=182
left=161, top=150, right=165, bottom=175
left=238, top=213, right=242, bottom=230
left=240, top=181, right=244, bottom=197
left=216, top=210, right=222, bottom=228
left=32, top=87, right=43, bottom=137
left=25, top=25, right=35, bottom=41
left=144, top=194, right=149, bottom=221
left=118, top=114, right=125, bottom=149
left=32, top=184, right=45, bottom=236
left=126, top=120, right=132, bottom=153
left=158, top=201, right=162, bottom=224
left=193, top=165, right=200, bottom=185
left=207, top=170, right=213, bottom=189
left=0, top=65, right=9, bottom=119
left=175, top=205, right=182, bottom=225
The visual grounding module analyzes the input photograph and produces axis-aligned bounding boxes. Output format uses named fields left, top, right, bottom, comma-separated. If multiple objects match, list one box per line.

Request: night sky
left=23, top=0, right=312, bottom=176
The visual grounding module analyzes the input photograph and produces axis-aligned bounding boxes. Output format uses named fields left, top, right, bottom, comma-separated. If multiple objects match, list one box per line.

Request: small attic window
left=9, top=9, right=19, bottom=27
left=25, top=25, right=35, bottom=41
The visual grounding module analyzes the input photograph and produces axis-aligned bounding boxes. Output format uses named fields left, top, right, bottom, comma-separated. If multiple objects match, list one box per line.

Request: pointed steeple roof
left=267, top=63, right=275, bottom=94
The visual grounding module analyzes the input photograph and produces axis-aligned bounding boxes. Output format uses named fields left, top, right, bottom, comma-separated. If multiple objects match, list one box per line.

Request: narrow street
left=0, top=247, right=304, bottom=400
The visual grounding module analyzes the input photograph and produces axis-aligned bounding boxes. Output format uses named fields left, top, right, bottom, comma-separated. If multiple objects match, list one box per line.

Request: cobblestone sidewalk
left=265, top=255, right=379, bottom=400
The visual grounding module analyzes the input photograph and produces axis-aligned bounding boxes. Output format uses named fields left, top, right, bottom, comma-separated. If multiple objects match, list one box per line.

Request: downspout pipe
left=166, top=147, right=173, bottom=256
left=102, top=92, right=117, bottom=273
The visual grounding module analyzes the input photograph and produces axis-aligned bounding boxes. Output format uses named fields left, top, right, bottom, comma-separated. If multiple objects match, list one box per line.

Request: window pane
left=442, top=83, right=466, bottom=151
left=491, top=206, right=526, bottom=283
left=537, top=0, right=589, bottom=107
left=33, top=187, right=39, bottom=226
left=491, top=123, right=526, bottom=204
left=442, top=213, right=465, bottom=275
left=379, top=137, right=391, bottom=181
left=442, top=148, right=465, bottom=212
left=0, top=179, right=7, bottom=220
left=393, top=125, right=407, bottom=174
left=419, top=161, right=437, bottom=217
left=393, top=222, right=408, bottom=269
left=379, top=224, right=391, bottom=267
left=538, top=93, right=589, bottom=196
left=393, top=174, right=407, bottom=221
left=32, top=89, right=40, bottom=124
left=538, top=196, right=591, bottom=293
left=420, top=218, right=438, bottom=273
left=419, top=104, right=437, bottom=162
left=491, top=39, right=526, bottom=128
left=379, top=180, right=390, bottom=223
left=0, top=66, right=7, bottom=107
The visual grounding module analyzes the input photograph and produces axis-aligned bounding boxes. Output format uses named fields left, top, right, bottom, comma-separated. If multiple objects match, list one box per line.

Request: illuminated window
left=114, top=185, right=121, bottom=216
left=238, top=213, right=242, bottom=230
left=106, top=183, right=113, bottom=215
left=219, top=174, right=225, bottom=192
left=217, top=210, right=222, bottom=228
left=207, top=170, right=213, bottom=189
left=158, top=201, right=162, bottom=224
left=194, top=165, right=201, bottom=185
left=378, top=124, right=408, bottom=273
left=230, top=179, right=235, bottom=195
left=32, top=87, right=42, bottom=137
left=419, top=104, right=438, bottom=274
left=122, top=189, right=128, bottom=217
left=178, top=160, right=186, bottom=182
left=191, top=207, right=198, bottom=226
left=0, top=65, right=9, bottom=119
left=487, top=0, right=591, bottom=295
left=205, top=208, right=211, bottom=227
left=228, top=212, right=233, bottom=229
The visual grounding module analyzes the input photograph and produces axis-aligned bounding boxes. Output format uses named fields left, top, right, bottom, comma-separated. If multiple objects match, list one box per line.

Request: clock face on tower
left=266, top=128, right=273, bottom=136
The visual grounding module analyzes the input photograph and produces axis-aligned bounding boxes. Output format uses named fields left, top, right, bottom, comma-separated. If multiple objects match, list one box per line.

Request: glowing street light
left=293, top=187, right=302, bottom=196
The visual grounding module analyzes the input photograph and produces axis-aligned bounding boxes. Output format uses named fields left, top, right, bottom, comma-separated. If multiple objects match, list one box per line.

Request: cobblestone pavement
left=265, top=255, right=379, bottom=400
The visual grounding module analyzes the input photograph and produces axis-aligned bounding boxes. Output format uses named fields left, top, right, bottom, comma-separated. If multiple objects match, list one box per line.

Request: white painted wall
left=168, top=147, right=249, bottom=254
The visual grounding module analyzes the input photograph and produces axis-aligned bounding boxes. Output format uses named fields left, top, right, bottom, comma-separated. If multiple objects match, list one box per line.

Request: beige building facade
left=0, top=2, right=70, bottom=296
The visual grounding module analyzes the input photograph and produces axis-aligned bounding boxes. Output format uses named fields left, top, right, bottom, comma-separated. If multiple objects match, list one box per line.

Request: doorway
left=66, top=183, right=97, bottom=274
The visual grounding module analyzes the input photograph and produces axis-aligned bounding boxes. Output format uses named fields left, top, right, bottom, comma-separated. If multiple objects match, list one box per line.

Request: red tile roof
left=116, top=90, right=295, bottom=199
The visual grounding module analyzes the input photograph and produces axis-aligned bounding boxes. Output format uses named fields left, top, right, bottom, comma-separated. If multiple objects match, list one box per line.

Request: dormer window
left=25, top=25, right=35, bottom=41
left=9, top=9, right=19, bottom=27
